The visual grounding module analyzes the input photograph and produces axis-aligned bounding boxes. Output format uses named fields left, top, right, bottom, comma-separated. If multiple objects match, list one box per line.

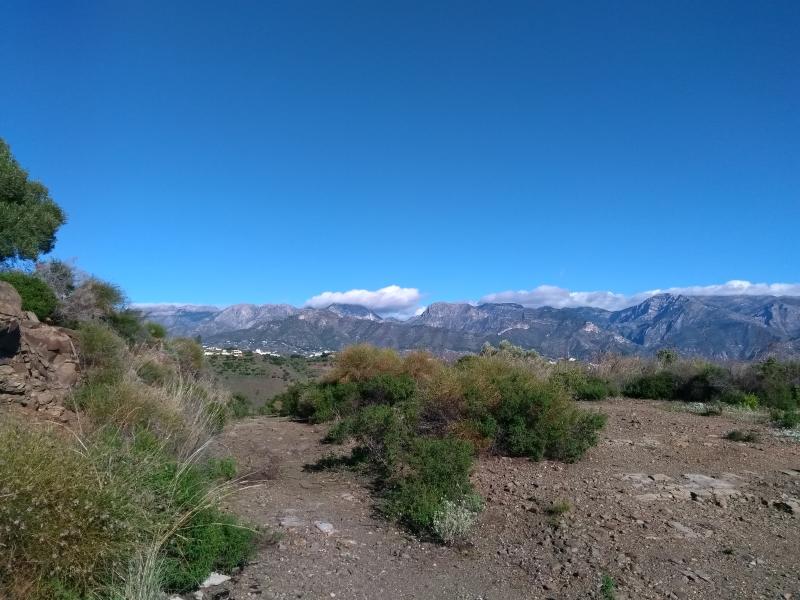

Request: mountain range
left=140, top=295, right=800, bottom=360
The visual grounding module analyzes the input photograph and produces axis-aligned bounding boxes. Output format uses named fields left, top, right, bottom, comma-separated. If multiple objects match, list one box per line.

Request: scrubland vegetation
left=0, top=265, right=254, bottom=599
left=267, top=343, right=606, bottom=541
left=588, top=349, right=800, bottom=426
left=263, top=341, right=800, bottom=542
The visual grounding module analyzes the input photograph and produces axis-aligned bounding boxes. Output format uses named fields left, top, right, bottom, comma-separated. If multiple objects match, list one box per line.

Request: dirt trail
left=213, top=400, right=800, bottom=600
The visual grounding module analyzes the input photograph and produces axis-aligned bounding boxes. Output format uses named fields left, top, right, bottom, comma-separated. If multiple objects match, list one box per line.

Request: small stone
left=200, top=572, right=231, bottom=588
left=314, top=521, right=336, bottom=535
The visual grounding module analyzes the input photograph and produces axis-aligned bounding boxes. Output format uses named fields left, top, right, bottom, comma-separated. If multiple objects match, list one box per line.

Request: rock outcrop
left=0, top=281, right=79, bottom=421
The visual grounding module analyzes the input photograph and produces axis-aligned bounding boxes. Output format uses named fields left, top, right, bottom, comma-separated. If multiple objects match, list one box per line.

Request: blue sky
left=2, top=1, right=798, bottom=314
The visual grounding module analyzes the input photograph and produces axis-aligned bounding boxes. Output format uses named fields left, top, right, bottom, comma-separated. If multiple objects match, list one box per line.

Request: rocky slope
left=0, top=282, right=80, bottom=420
left=142, top=295, right=800, bottom=359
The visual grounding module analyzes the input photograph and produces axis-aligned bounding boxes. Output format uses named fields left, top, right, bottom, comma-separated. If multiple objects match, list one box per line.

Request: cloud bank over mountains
left=304, top=285, right=422, bottom=317
left=305, top=280, right=800, bottom=316
left=137, top=281, right=800, bottom=317
left=480, top=280, right=800, bottom=312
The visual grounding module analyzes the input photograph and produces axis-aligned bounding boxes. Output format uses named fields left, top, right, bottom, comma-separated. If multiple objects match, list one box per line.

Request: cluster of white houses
left=202, top=346, right=283, bottom=358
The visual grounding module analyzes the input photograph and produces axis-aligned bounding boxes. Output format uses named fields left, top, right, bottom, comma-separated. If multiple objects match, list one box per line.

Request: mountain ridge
left=141, top=294, right=800, bottom=359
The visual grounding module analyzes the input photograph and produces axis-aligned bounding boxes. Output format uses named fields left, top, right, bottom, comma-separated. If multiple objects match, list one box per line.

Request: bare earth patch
left=206, top=398, right=800, bottom=599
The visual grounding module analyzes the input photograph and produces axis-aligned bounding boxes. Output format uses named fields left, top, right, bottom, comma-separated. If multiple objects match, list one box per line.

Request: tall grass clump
left=285, top=344, right=606, bottom=541
left=0, top=424, right=255, bottom=599
left=1, top=321, right=254, bottom=599
left=0, top=423, right=146, bottom=599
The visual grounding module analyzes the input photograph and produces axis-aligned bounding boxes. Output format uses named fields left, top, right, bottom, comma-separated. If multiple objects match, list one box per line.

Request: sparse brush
left=724, top=429, right=759, bottom=443
left=600, top=573, right=616, bottom=600
left=546, top=499, right=572, bottom=516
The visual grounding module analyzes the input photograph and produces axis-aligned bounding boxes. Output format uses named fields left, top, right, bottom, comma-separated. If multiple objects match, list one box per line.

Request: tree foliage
left=0, top=138, right=66, bottom=263
left=0, top=271, right=58, bottom=320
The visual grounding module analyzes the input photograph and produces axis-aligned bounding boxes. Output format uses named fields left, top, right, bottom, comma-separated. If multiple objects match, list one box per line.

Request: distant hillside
left=141, top=296, right=800, bottom=360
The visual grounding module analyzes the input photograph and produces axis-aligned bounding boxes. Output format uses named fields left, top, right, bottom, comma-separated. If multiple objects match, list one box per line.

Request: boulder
left=0, top=282, right=23, bottom=318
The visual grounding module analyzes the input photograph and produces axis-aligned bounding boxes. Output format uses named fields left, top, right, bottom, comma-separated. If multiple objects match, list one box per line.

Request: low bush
left=0, top=270, right=58, bottom=320
left=677, top=363, right=732, bottom=403
left=169, top=338, right=205, bottom=376
left=623, top=371, right=680, bottom=400
left=610, top=354, right=800, bottom=415
left=77, top=322, right=129, bottom=381
left=229, top=392, right=252, bottom=418
left=384, top=437, right=477, bottom=535
left=745, top=358, right=800, bottom=410
left=431, top=498, right=480, bottom=545
left=771, top=408, right=800, bottom=429
left=545, top=499, right=572, bottom=516
left=145, top=321, right=167, bottom=339
left=552, top=367, right=616, bottom=401
left=137, top=358, right=176, bottom=386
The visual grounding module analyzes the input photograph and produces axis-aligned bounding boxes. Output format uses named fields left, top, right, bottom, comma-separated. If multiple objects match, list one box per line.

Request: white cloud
left=480, top=280, right=800, bottom=311
left=305, top=285, right=422, bottom=315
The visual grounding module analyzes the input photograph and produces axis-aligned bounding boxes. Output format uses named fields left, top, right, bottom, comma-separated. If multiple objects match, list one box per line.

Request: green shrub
left=677, top=364, right=731, bottom=403
left=148, top=457, right=253, bottom=592
left=552, top=367, right=616, bottom=400
left=0, top=271, right=57, bottom=320
left=623, top=371, right=679, bottom=399
left=169, top=338, right=205, bottom=375
left=384, top=437, right=476, bottom=535
left=771, top=408, right=800, bottom=429
left=741, top=393, right=760, bottom=410
left=290, top=345, right=606, bottom=540
left=491, top=373, right=605, bottom=462
left=108, top=309, right=147, bottom=342
left=748, top=359, right=800, bottom=410
left=359, top=373, right=417, bottom=405
left=137, top=359, right=175, bottom=386
left=145, top=321, right=167, bottom=339
left=656, top=348, right=678, bottom=366
left=573, top=376, right=615, bottom=400
left=77, top=322, right=128, bottom=381
left=229, top=392, right=252, bottom=418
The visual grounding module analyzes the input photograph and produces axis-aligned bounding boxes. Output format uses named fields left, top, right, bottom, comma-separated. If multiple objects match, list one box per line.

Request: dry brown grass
left=327, top=344, right=405, bottom=383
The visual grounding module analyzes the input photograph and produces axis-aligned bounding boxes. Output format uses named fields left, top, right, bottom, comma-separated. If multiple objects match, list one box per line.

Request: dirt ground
left=206, top=399, right=800, bottom=600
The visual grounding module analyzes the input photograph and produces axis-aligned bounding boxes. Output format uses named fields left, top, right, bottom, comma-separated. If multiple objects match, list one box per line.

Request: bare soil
left=209, top=399, right=800, bottom=600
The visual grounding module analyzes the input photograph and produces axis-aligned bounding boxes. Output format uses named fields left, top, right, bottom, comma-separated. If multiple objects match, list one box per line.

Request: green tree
left=0, top=138, right=66, bottom=263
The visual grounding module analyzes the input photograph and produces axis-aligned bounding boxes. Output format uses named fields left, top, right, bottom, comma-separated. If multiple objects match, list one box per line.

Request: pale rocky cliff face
left=0, top=281, right=80, bottom=421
